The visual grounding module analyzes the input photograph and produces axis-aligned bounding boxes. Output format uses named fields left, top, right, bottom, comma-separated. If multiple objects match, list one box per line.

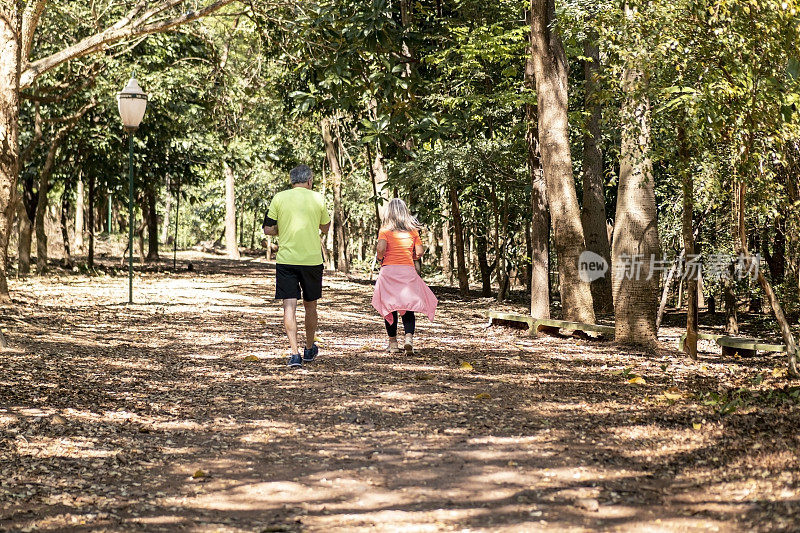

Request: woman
left=371, top=198, right=438, bottom=354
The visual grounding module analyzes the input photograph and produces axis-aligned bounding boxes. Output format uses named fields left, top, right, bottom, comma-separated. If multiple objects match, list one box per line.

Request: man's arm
left=319, top=206, right=331, bottom=234
left=263, top=214, right=278, bottom=236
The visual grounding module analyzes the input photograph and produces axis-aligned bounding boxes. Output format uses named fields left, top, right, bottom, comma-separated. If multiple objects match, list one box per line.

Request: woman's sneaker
left=288, top=353, right=303, bottom=368
left=303, top=343, right=319, bottom=362
left=404, top=334, right=414, bottom=355
left=388, top=339, right=401, bottom=353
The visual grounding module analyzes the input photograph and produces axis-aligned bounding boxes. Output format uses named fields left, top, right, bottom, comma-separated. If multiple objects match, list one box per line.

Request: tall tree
left=450, top=186, right=469, bottom=295
left=525, top=7, right=549, bottom=319
left=580, top=37, right=613, bottom=315
left=678, top=125, right=698, bottom=360
left=321, top=117, right=348, bottom=274
left=0, top=0, right=238, bottom=301
left=223, top=160, right=239, bottom=259
left=611, top=3, right=660, bottom=346
left=529, top=0, right=594, bottom=323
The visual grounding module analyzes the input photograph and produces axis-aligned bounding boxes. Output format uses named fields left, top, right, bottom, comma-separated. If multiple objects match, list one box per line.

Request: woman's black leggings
left=385, top=311, right=416, bottom=337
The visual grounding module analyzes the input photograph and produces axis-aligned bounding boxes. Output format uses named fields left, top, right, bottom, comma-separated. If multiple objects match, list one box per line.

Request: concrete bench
left=533, top=318, right=615, bottom=338
left=678, top=332, right=786, bottom=357
left=484, top=312, right=614, bottom=339
left=716, top=335, right=786, bottom=357
left=484, top=311, right=536, bottom=334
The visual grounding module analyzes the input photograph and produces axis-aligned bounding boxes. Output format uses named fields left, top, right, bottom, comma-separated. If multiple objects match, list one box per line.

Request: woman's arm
left=376, top=239, right=388, bottom=260
left=414, top=244, right=424, bottom=259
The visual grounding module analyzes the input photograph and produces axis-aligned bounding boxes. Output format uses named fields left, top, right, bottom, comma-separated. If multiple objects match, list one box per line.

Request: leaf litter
left=0, top=253, right=799, bottom=532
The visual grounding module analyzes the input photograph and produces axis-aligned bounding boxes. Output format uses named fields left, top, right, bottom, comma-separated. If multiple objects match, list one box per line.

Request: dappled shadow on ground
left=1, top=252, right=799, bottom=532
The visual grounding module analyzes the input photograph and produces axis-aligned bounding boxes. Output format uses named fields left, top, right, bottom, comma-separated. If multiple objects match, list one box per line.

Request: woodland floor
left=1, top=252, right=799, bottom=532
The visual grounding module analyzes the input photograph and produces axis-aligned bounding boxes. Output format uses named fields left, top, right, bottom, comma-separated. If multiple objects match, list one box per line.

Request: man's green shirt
left=267, top=187, right=330, bottom=266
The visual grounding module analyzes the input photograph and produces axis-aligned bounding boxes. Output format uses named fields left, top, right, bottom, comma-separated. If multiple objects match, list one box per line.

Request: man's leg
left=297, top=264, right=324, bottom=357
left=303, top=299, right=317, bottom=349
left=283, top=298, right=299, bottom=354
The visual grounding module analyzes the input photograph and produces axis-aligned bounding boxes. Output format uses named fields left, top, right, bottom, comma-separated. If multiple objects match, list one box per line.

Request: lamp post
left=117, top=76, right=148, bottom=304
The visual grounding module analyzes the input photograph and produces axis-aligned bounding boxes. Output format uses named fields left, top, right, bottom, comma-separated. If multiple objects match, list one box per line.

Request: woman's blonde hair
left=381, top=198, right=422, bottom=232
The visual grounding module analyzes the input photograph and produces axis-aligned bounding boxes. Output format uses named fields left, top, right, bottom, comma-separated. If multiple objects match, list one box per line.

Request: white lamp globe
left=117, top=77, right=148, bottom=130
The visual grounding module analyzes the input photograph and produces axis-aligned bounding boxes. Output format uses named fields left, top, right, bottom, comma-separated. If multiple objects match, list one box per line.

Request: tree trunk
left=497, top=185, right=510, bottom=302
left=524, top=218, right=532, bottom=293
left=581, top=38, right=613, bottom=315
left=723, top=274, right=738, bottom=334
left=611, top=5, right=660, bottom=345
left=223, top=161, right=239, bottom=259
left=450, top=187, right=469, bottom=295
left=16, top=198, right=31, bottom=275
left=441, top=200, right=452, bottom=282
left=161, top=175, right=171, bottom=245
left=34, top=137, right=63, bottom=273
left=60, top=183, right=72, bottom=267
left=18, top=171, right=35, bottom=274
left=734, top=182, right=798, bottom=376
left=74, top=176, right=84, bottom=252
left=0, top=11, right=19, bottom=301
left=764, top=216, right=786, bottom=283
left=250, top=210, right=257, bottom=249
left=656, top=250, right=682, bottom=330
left=321, top=118, right=348, bottom=273
left=525, top=22, right=550, bottom=320
left=372, top=145, right=390, bottom=216
left=679, top=125, right=697, bottom=359
left=145, top=185, right=158, bottom=261
left=88, top=171, right=95, bottom=269
left=365, top=145, right=383, bottom=230
left=476, top=221, right=492, bottom=297
left=722, top=193, right=739, bottom=335
left=357, top=219, right=364, bottom=262
left=697, top=270, right=705, bottom=308
left=529, top=0, right=594, bottom=323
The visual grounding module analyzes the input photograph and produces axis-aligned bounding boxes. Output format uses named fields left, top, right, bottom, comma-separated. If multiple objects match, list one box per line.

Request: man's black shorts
left=275, top=264, right=324, bottom=301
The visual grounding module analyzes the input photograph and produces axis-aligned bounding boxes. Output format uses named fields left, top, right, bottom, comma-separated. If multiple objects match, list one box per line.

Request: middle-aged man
left=263, top=165, right=331, bottom=368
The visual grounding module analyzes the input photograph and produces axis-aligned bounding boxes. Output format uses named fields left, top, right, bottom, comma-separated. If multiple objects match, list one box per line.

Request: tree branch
left=20, top=0, right=237, bottom=89
left=131, top=0, right=186, bottom=28
left=21, top=0, right=48, bottom=63
left=23, top=63, right=102, bottom=104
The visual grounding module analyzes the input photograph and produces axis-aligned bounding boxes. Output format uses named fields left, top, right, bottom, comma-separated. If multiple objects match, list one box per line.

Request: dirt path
left=1, top=254, right=799, bottom=532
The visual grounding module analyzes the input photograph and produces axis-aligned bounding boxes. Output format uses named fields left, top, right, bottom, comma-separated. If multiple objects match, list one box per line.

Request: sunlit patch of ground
left=1, top=252, right=798, bottom=532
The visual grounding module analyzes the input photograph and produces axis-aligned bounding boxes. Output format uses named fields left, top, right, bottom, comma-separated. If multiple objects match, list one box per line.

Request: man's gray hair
left=290, top=164, right=313, bottom=184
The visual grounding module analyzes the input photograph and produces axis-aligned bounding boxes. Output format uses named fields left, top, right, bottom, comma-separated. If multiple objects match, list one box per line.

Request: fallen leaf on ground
left=693, top=422, right=702, bottom=430
left=628, top=376, right=646, bottom=385
left=772, top=367, right=788, bottom=378
left=460, top=362, right=474, bottom=371
left=192, top=469, right=207, bottom=479
left=243, top=355, right=259, bottom=362
left=663, top=387, right=683, bottom=401
left=475, top=392, right=492, bottom=400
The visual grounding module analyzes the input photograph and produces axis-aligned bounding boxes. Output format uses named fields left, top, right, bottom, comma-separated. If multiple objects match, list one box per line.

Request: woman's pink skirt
left=371, top=265, right=438, bottom=325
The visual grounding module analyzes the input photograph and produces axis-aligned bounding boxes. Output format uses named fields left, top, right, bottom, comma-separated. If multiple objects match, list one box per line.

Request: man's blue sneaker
left=303, top=343, right=319, bottom=362
left=288, top=353, right=303, bottom=368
